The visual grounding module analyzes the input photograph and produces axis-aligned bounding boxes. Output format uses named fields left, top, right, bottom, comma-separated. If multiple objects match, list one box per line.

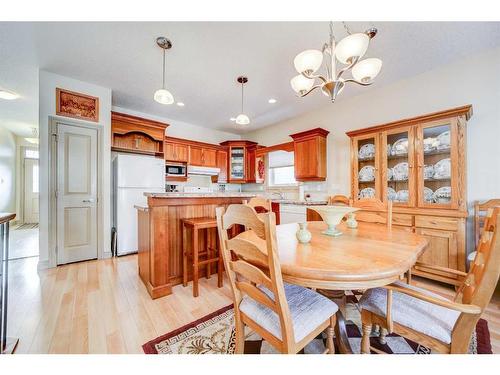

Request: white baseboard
left=37, top=259, right=50, bottom=270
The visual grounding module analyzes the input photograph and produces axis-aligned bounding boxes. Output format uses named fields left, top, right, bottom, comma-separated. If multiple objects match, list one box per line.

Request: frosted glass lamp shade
left=335, top=33, right=370, bottom=64
left=352, top=58, right=382, bottom=82
left=154, top=88, right=174, bottom=105
left=294, top=49, right=323, bottom=74
left=235, top=114, right=250, bottom=125
left=290, top=75, right=315, bottom=94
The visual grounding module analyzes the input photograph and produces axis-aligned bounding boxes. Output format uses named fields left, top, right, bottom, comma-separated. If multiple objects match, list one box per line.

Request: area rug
left=143, top=303, right=492, bottom=354
left=14, top=223, right=38, bottom=230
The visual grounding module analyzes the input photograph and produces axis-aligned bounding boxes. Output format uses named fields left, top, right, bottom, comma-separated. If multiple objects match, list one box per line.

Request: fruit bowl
left=308, top=206, right=359, bottom=237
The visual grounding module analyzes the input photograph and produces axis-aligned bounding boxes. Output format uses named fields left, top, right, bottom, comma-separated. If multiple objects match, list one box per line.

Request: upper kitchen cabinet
left=189, top=145, right=217, bottom=167
left=215, top=149, right=228, bottom=183
left=220, top=140, right=261, bottom=183
left=165, top=141, right=188, bottom=162
left=111, top=112, right=168, bottom=157
left=290, top=128, right=329, bottom=181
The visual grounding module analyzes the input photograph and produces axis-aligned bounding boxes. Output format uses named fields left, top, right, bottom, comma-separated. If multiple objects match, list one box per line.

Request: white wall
left=15, top=136, right=39, bottom=223
left=245, top=47, right=500, bottom=254
left=39, top=71, right=112, bottom=267
left=112, top=106, right=241, bottom=144
left=0, top=126, right=16, bottom=213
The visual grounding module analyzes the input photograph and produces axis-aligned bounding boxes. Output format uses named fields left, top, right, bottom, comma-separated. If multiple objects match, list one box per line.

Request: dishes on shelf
left=387, top=168, right=393, bottom=181
left=358, top=143, right=375, bottom=160
left=433, top=186, right=452, bottom=204
left=359, top=187, right=375, bottom=199
left=387, top=187, right=397, bottom=201
left=423, top=187, right=434, bottom=203
left=423, top=137, right=437, bottom=153
left=437, top=130, right=451, bottom=150
left=396, top=189, right=409, bottom=203
left=392, top=162, right=409, bottom=181
left=391, top=138, right=408, bottom=156
left=433, top=158, right=451, bottom=179
left=359, top=165, right=375, bottom=182
left=424, top=164, right=434, bottom=180
left=387, top=144, right=392, bottom=156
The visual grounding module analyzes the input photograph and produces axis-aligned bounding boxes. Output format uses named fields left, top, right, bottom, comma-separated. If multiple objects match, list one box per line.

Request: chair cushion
left=239, top=283, right=338, bottom=342
left=359, top=281, right=460, bottom=344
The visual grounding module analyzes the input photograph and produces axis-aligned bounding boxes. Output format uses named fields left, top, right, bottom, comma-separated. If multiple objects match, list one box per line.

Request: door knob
left=82, top=199, right=94, bottom=203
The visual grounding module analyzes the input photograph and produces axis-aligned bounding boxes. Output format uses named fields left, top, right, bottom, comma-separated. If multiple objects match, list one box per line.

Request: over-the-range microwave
left=166, top=162, right=187, bottom=177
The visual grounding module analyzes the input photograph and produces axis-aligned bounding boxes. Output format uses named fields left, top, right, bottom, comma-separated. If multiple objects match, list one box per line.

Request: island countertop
left=143, top=192, right=257, bottom=198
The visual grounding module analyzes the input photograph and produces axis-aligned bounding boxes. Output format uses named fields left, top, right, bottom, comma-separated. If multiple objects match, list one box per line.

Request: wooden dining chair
left=328, top=195, right=352, bottom=206
left=245, top=196, right=272, bottom=213
left=216, top=204, right=338, bottom=354
left=474, top=199, right=500, bottom=251
left=359, top=208, right=500, bottom=354
left=353, top=197, right=392, bottom=228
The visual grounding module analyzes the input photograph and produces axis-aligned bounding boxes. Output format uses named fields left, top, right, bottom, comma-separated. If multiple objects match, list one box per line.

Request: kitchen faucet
left=271, top=191, right=285, bottom=200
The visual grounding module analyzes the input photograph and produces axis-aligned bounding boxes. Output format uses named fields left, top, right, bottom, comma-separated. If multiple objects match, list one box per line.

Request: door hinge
left=52, top=133, right=58, bottom=142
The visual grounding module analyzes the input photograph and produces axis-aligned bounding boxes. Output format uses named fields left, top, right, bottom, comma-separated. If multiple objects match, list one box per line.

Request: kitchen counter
left=271, top=199, right=328, bottom=206
left=136, top=193, right=254, bottom=299
left=144, top=192, right=257, bottom=198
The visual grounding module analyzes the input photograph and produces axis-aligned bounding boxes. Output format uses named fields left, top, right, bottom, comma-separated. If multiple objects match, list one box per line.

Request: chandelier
left=154, top=37, right=175, bottom=105
left=291, top=22, right=382, bottom=102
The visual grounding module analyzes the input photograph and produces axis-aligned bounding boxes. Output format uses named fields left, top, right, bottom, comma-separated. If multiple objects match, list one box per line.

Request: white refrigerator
left=113, top=154, right=165, bottom=256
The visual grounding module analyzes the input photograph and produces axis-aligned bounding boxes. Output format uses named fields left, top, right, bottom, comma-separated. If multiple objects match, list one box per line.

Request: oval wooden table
left=247, top=221, right=429, bottom=354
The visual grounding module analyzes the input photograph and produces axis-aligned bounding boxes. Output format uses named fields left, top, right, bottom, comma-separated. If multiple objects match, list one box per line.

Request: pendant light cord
left=241, top=81, right=244, bottom=113
left=162, top=48, right=166, bottom=89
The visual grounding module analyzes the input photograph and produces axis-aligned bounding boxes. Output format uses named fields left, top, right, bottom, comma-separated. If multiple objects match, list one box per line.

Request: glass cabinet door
left=417, top=118, right=458, bottom=208
left=382, top=127, right=415, bottom=207
left=229, top=146, right=245, bottom=180
left=353, top=134, right=380, bottom=201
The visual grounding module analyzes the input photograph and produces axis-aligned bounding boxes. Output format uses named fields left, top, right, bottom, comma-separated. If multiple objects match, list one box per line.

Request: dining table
left=250, top=220, right=429, bottom=354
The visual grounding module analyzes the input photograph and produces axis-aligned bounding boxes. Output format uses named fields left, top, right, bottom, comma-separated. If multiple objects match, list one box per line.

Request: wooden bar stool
left=182, top=217, right=224, bottom=297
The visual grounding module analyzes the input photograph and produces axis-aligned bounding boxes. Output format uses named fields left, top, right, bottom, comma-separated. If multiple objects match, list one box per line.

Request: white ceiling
left=1, top=22, right=500, bottom=137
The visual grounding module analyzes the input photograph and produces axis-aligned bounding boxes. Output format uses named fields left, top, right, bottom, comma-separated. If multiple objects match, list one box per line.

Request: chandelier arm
left=335, top=56, right=359, bottom=81
left=301, top=72, right=327, bottom=84
left=297, top=84, right=323, bottom=98
left=343, top=78, right=374, bottom=87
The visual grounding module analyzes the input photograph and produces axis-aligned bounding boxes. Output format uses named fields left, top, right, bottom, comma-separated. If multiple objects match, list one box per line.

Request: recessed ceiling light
left=268, top=98, right=277, bottom=104
left=176, top=102, right=185, bottom=107
left=230, top=117, right=236, bottom=122
left=0, top=90, right=19, bottom=100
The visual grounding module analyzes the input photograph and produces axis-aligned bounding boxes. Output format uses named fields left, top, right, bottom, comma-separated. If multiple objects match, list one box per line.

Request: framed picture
left=56, top=88, right=99, bottom=122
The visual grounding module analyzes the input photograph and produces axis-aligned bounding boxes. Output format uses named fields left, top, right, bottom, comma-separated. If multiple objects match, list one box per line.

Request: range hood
left=187, top=165, right=220, bottom=176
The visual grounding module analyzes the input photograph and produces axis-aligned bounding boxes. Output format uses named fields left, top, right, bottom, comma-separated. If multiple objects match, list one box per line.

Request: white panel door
left=56, top=123, right=98, bottom=265
left=24, top=158, right=39, bottom=223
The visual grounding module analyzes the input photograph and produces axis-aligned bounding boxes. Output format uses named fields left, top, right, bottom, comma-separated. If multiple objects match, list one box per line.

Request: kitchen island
left=136, top=192, right=256, bottom=299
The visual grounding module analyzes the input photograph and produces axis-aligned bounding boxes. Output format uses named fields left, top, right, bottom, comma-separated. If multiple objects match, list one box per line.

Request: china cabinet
left=219, top=140, right=261, bottom=183
left=346, top=105, right=472, bottom=285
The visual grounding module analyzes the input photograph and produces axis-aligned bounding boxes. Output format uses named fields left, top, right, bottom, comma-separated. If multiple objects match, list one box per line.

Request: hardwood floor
left=6, top=255, right=500, bottom=354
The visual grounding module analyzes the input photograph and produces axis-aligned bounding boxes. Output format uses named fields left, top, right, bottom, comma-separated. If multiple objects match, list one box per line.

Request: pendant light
left=153, top=37, right=174, bottom=105
left=235, top=76, right=250, bottom=125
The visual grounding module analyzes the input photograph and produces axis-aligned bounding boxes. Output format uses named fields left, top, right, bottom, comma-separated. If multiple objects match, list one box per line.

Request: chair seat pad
left=239, top=283, right=338, bottom=342
left=359, top=281, right=460, bottom=344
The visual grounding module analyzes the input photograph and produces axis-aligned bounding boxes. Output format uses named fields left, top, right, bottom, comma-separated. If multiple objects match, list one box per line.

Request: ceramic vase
left=296, top=222, right=312, bottom=244
left=346, top=213, right=358, bottom=229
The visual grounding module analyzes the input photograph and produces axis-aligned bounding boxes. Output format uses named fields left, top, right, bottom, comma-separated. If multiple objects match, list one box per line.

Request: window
left=25, top=149, right=39, bottom=159
left=268, top=150, right=297, bottom=186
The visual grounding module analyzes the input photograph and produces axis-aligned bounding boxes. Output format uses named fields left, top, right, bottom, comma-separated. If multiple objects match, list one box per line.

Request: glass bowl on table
left=307, top=206, right=359, bottom=237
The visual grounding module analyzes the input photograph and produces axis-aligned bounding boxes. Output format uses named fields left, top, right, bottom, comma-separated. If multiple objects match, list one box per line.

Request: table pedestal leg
left=319, top=289, right=353, bottom=354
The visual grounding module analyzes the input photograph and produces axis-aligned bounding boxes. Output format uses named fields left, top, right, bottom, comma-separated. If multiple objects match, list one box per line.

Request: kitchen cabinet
left=220, top=140, right=261, bottom=183
left=215, top=150, right=228, bottom=183
left=165, top=142, right=188, bottom=162
left=111, top=112, right=168, bottom=157
left=290, top=128, right=329, bottom=181
left=189, top=146, right=217, bottom=167
left=346, top=105, right=472, bottom=285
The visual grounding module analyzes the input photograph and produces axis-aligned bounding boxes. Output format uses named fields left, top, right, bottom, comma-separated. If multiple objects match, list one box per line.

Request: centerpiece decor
left=308, top=206, right=359, bottom=237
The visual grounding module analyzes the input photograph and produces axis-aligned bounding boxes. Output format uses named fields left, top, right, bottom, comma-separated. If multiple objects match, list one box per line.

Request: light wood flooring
left=6, top=255, right=500, bottom=354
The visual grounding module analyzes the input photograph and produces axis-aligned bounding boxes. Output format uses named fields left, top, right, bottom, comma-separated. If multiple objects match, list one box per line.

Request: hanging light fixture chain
left=241, top=80, right=244, bottom=113
left=342, top=21, right=351, bottom=35
left=162, top=48, right=166, bottom=89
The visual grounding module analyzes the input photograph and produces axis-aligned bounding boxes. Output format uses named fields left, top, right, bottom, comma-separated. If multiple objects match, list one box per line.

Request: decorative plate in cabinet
left=392, top=162, right=409, bottom=181
left=358, top=144, right=375, bottom=160
left=359, top=165, right=375, bottom=182
left=359, top=187, right=375, bottom=199
left=433, top=158, right=451, bottom=179
left=433, top=186, right=452, bottom=204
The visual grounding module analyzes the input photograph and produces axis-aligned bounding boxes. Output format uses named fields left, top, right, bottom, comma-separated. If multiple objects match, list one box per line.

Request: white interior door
left=24, top=158, right=39, bottom=223
left=56, top=123, right=98, bottom=265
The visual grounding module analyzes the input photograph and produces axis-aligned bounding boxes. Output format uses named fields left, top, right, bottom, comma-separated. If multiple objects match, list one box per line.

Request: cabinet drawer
left=392, top=213, right=413, bottom=227
left=415, top=215, right=459, bottom=231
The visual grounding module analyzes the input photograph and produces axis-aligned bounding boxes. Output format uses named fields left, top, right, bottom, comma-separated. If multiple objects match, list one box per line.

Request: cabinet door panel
left=416, top=227, right=458, bottom=270
left=176, top=144, right=189, bottom=162
left=294, top=139, right=317, bottom=179
left=216, top=150, right=228, bottom=182
left=202, top=148, right=217, bottom=167
left=189, top=146, right=203, bottom=166
left=165, top=142, right=176, bottom=161
left=352, top=134, right=381, bottom=202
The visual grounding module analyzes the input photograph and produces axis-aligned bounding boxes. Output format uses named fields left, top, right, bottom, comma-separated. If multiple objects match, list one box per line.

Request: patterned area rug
left=143, top=301, right=492, bottom=354
left=14, top=223, right=39, bottom=230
